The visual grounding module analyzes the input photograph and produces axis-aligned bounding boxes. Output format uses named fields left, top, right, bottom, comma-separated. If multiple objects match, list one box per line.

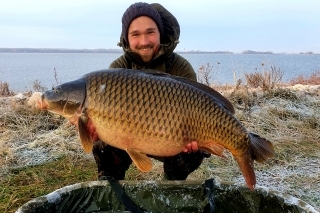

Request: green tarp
left=16, top=179, right=318, bottom=213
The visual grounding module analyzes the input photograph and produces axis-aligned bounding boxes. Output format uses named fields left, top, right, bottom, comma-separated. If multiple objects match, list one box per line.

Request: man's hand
left=182, top=141, right=198, bottom=153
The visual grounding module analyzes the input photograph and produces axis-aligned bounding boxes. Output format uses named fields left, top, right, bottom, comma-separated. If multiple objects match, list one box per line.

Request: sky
left=1, top=0, right=319, bottom=53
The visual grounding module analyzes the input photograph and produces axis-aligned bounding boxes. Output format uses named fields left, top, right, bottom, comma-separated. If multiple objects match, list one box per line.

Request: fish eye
left=53, top=87, right=60, bottom=94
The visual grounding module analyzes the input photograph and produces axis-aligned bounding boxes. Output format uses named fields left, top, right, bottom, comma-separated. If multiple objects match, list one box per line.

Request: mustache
left=137, top=44, right=153, bottom=49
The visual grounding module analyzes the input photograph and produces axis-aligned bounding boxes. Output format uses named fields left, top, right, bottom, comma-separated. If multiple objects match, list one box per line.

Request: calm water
left=0, top=53, right=319, bottom=92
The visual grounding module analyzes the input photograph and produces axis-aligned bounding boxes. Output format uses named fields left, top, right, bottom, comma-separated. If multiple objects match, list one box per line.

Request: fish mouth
left=37, top=98, right=48, bottom=110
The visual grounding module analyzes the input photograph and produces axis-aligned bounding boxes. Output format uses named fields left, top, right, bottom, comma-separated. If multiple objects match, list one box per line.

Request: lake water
left=0, top=53, right=319, bottom=92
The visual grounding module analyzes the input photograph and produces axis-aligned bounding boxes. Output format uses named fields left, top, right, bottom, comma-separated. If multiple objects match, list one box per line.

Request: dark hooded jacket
left=109, top=3, right=196, bottom=81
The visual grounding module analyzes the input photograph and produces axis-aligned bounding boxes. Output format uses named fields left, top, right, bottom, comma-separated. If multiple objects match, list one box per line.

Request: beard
left=140, top=54, right=153, bottom=63
left=136, top=44, right=155, bottom=63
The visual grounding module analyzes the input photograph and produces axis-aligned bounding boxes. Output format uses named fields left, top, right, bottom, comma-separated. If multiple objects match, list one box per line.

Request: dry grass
left=197, top=63, right=214, bottom=86
left=0, top=103, right=86, bottom=172
left=0, top=82, right=14, bottom=97
left=0, top=74, right=320, bottom=212
left=290, top=71, right=320, bottom=85
left=244, top=65, right=284, bottom=91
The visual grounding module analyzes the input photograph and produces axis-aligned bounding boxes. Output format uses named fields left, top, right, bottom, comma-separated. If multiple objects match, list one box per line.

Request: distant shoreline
left=0, top=48, right=317, bottom=55
left=0, top=48, right=123, bottom=54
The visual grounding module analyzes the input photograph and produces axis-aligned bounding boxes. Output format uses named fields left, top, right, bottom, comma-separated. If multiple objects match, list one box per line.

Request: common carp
left=38, top=68, right=274, bottom=189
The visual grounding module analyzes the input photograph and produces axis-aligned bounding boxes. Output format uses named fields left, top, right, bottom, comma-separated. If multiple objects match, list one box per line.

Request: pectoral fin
left=126, top=149, right=152, bottom=172
left=78, top=115, right=93, bottom=153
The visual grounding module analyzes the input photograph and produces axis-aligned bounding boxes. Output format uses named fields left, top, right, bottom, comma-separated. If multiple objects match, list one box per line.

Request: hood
left=117, top=3, right=180, bottom=66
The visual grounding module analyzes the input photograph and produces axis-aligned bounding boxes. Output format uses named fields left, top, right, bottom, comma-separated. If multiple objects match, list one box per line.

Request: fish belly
left=93, top=122, right=185, bottom=156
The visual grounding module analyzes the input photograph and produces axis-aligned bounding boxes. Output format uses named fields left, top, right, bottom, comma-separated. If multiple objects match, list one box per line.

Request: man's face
left=128, top=16, right=161, bottom=63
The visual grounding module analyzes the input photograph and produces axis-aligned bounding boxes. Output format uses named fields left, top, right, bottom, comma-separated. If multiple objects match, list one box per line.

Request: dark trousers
left=92, top=140, right=208, bottom=180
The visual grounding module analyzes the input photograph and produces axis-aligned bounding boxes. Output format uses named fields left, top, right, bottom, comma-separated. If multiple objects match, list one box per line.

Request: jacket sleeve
left=170, top=54, right=197, bottom=81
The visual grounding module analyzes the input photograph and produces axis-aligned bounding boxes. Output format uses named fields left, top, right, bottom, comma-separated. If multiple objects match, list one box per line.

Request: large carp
left=38, top=68, right=274, bottom=189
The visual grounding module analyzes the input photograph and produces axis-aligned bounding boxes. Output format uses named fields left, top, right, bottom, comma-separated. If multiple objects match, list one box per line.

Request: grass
left=0, top=156, right=97, bottom=212
left=1, top=69, right=320, bottom=212
left=290, top=71, right=320, bottom=85
left=0, top=82, right=13, bottom=97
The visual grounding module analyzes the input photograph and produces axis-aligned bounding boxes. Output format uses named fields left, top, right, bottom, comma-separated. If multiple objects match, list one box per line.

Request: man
left=92, top=2, right=209, bottom=181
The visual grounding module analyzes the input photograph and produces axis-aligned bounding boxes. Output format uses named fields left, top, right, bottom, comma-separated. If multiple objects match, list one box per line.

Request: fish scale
left=39, top=68, right=274, bottom=189
left=85, top=70, right=242, bottom=152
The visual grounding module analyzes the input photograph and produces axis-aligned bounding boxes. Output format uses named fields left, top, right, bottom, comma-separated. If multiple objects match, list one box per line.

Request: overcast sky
left=1, top=0, right=319, bottom=53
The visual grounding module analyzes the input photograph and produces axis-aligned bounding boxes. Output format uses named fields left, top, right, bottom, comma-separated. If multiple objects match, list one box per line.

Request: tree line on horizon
left=0, top=48, right=316, bottom=54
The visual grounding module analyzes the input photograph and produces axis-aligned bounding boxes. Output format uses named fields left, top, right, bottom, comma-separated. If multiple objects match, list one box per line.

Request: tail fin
left=235, top=133, right=274, bottom=190
left=249, top=133, right=275, bottom=163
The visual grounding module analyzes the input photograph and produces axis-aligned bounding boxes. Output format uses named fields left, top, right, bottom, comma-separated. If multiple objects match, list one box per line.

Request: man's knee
left=163, top=151, right=206, bottom=180
left=92, top=141, right=132, bottom=180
